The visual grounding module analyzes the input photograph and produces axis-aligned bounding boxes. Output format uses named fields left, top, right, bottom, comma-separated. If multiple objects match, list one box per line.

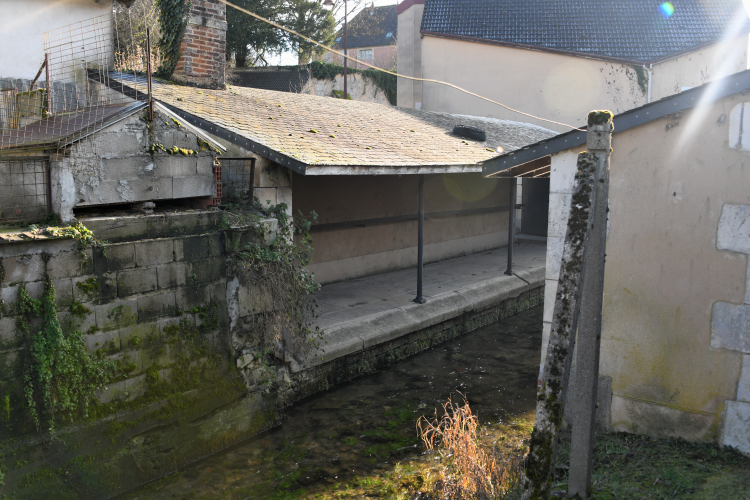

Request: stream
left=118, top=306, right=542, bottom=499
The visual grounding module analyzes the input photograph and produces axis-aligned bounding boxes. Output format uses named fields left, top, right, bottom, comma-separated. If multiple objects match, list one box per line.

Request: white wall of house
left=540, top=92, right=750, bottom=451
left=0, top=0, right=113, bottom=80
left=396, top=1, right=424, bottom=108
left=651, top=36, right=749, bottom=101
left=397, top=14, right=750, bottom=132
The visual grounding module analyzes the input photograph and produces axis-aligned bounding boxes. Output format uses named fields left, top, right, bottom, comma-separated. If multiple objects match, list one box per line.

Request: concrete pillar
left=521, top=111, right=613, bottom=500
left=567, top=116, right=613, bottom=498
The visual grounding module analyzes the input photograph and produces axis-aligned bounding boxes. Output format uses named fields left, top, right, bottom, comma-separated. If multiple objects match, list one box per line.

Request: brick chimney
left=173, top=0, right=227, bottom=88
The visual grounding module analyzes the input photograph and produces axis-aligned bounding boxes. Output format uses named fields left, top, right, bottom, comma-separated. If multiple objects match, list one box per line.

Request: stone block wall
left=173, top=0, right=227, bottom=88
left=0, top=212, right=281, bottom=497
left=51, top=108, right=217, bottom=222
left=712, top=203, right=750, bottom=455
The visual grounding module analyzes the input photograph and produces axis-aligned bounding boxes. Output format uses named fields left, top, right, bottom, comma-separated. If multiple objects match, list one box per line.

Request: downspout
left=643, top=63, right=653, bottom=103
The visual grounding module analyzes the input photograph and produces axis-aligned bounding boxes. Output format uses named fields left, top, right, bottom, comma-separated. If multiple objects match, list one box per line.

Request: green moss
left=149, top=142, right=166, bottom=154
left=631, top=65, right=648, bottom=95
left=587, top=110, right=613, bottom=127
left=75, top=277, right=99, bottom=295
left=69, top=301, right=92, bottom=319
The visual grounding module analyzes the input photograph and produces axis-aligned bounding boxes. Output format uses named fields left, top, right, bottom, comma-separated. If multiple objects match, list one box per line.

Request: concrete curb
left=301, top=264, right=545, bottom=370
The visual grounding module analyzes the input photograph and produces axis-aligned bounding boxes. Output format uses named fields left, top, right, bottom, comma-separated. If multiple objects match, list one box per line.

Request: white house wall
left=405, top=33, right=750, bottom=133
left=651, top=35, right=749, bottom=101
left=0, top=0, right=113, bottom=80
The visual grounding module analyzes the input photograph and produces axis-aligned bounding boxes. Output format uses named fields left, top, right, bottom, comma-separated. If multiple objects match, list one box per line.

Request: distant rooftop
left=420, top=0, right=750, bottom=63
left=335, top=5, right=398, bottom=50
left=106, top=73, right=554, bottom=175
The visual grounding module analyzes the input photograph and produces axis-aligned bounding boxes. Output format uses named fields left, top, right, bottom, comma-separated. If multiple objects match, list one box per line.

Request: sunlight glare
left=659, top=2, right=675, bottom=18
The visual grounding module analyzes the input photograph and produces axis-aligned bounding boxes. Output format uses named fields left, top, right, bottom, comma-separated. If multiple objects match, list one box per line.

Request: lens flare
left=659, top=2, right=675, bottom=18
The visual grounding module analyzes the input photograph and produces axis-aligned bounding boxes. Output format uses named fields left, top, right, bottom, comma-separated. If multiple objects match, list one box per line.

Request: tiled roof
left=334, top=5, right=397, bottom=50
left=108, top=74, right=552, bottom=174
left=230, top=68, right=309, bottom=93
left=420, top=0, right=750, bottom=63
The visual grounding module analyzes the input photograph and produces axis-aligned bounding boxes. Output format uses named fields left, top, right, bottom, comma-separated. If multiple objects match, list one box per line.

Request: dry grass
left=417, top=395, right=528, bottom=500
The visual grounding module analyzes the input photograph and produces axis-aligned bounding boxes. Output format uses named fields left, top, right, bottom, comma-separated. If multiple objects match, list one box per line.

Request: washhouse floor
left=313, top=242, right=547, bottom=330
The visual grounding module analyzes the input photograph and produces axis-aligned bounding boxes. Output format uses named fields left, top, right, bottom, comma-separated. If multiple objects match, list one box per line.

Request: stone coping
left=299, top=265, right=544, bottom=371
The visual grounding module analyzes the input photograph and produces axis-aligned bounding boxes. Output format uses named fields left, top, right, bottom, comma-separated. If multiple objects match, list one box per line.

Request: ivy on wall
left=308, top=61, right=397, bottom=106
left=156, top=0, right=192, bottom=79
left=21, top=274, right=115, bottom=433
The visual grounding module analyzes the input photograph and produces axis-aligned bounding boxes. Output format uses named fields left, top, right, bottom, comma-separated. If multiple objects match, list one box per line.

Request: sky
left=266, top=0, right=399, bottom=65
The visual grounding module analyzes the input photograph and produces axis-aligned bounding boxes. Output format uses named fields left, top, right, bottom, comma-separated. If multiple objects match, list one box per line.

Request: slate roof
left=334, top=5, right=397, bottom=50
left=231, top=68, right=310, bottom=93
left=420, top=0, right=750, bottom=63
left=106, top=73, right=552, bottom=175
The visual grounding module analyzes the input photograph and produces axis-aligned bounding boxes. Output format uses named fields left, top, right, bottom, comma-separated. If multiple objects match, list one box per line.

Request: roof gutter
left=644, top=63, right=654, bottom=103
left=482, top=68, right=750, bottom=177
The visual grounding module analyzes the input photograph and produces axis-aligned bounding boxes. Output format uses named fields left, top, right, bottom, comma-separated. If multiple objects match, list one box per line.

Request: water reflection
left=119, top=306, right=542, bottom=499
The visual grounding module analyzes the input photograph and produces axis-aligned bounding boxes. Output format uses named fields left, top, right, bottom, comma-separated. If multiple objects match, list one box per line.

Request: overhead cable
left=219, top=0, right=586, bottom=131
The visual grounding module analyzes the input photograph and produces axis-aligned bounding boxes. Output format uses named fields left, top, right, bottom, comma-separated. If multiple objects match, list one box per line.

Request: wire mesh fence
left=0, top=14, right=149, bottom=156
left=0, top=157, right=49, bottom=222
left=220, top=158, right=256, bottom=203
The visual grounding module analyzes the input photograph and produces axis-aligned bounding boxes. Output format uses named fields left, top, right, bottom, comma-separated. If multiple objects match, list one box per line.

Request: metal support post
left=505, top=178, right=516, bottom=275
left=414, top=174, right=426, bottom=304
left=146, top=28, right=154, bottom=122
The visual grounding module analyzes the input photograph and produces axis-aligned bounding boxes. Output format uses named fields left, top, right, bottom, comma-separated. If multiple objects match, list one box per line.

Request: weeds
left=417, top=395, right=527, bottom=499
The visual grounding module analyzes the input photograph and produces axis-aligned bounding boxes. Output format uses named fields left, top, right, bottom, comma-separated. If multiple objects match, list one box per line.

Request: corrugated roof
left=420, top=0, right=750, bottom=63
left=106, top=73, right=552, bottom=175
left=335, top=5, right=398, bottom=50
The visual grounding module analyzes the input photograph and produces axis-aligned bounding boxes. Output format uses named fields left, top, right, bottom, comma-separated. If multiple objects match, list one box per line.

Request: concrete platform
left=304, top=244, right=546, bottom=369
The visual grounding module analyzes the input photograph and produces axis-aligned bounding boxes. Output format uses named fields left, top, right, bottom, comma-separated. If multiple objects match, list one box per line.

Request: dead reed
left=417, top=395, right=527, bottom=499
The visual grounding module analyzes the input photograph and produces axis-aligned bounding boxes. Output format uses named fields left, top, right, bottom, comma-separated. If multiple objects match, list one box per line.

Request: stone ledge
left=298, top=264, right=545, bottom=372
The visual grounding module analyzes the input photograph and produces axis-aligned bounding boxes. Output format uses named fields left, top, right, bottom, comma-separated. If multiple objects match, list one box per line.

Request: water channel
left=118, top=306, right=542, bottom=499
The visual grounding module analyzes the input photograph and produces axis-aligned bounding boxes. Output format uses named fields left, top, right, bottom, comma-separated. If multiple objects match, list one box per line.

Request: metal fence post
left=505, top=178, right=516, bottom=275
left=414, top=173, right=426, bottom=304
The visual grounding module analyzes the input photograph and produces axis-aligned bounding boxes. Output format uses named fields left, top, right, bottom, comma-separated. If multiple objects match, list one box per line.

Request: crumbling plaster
left=51, top=109, right=216, bottom=222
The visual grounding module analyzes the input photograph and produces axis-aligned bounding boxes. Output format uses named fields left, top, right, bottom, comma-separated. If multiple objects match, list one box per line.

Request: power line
left=219, top=0, right=585, bottom=131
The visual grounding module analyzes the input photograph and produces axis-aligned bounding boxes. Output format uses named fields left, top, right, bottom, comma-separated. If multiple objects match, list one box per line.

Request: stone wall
left=303, top=74, right=392, bottom=105
left=0, top=211, right=279, bottom=498
left=51, top=108, right=217, bottom=222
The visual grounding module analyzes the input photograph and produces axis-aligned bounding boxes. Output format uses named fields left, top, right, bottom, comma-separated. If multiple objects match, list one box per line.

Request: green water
left=118, top=306, right=542, bottom=499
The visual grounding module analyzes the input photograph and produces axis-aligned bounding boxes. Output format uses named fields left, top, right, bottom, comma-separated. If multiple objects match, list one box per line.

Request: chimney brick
left=173, top=0, right=227, bottom=89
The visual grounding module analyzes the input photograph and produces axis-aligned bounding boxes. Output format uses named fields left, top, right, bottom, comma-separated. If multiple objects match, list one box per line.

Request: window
left=334, top=37, right=342, bottom=43
left=358, top=49, right=373, bottom=60
left=385, top=32, right=393, bottom=38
